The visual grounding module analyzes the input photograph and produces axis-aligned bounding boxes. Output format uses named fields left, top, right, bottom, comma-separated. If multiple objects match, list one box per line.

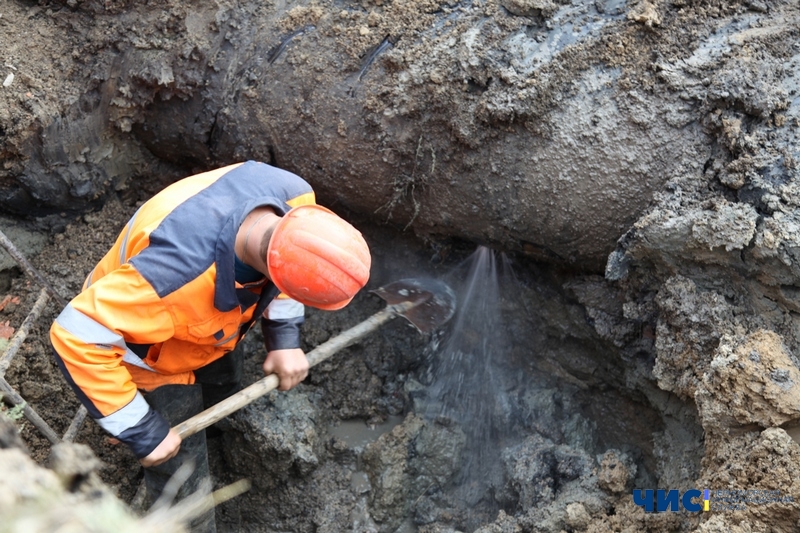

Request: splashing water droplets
left=422, top=245, right=515, bottom=521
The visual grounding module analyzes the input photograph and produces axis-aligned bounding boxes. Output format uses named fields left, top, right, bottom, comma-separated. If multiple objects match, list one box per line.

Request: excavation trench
left=0, top=210, right=695, bottom=533
left=169, top=240, right=693, bottom=532
left=2, top=0, right=800, bottom=531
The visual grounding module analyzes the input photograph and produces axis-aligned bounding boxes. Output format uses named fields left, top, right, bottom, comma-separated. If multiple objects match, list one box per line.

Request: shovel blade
left=371, top=278, right=456, bottom=333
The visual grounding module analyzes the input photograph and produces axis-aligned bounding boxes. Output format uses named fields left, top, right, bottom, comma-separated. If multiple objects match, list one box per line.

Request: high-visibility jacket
left=50, top=161, right=315, bottom=458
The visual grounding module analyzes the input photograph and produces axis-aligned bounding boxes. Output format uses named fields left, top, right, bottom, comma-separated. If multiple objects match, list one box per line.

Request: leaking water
left=421, top=245, right=518, bottom=525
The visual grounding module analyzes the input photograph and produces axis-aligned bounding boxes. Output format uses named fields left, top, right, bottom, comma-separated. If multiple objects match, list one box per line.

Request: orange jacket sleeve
left=50, top=263, right=175, bottom=458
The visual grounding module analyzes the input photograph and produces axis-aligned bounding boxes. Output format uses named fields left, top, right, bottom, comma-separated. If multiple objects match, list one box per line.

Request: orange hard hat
left=267, top=205, right=371, bottom=310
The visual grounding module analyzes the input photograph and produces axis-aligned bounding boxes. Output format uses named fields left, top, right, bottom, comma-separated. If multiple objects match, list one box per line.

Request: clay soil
left=3, top=0, right=800, bottom=532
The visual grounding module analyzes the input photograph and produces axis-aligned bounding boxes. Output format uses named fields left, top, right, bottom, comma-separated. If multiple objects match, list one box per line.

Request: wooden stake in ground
left=0, top=288, right=49, bottom=377
left=0, top=229, right=86, bottom=443
left=0, top=378, right=60, bottom=444
left=0, top=229, right=67, bottom=308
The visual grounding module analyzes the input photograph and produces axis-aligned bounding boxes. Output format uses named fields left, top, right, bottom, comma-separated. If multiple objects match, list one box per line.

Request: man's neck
left=235, top=207, right=279, bottom=277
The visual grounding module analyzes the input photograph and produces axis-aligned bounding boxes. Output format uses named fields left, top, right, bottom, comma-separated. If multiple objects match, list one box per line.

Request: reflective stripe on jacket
left=50, top=161, right=314, bottom=458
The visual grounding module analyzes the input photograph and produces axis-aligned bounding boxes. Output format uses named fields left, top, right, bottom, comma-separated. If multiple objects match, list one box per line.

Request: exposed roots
left=375, top=135, right=436, bottom=229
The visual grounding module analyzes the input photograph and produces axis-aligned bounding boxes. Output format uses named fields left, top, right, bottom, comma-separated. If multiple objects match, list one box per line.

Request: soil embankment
left=1, top=0, right=800, bottom=531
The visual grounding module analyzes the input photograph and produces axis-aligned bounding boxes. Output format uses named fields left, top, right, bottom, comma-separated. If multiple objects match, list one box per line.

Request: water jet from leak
left=422, top=245, right=519, bottom=526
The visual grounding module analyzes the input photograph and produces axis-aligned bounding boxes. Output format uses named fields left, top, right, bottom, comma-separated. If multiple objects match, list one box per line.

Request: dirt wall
left=4, top=0, right=781, bottom=270
left=2, top=0, right=800, bottom=532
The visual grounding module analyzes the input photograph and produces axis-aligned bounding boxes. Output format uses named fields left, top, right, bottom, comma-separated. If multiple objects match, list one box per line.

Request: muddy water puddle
left=328, top=415, right=406, bottom=451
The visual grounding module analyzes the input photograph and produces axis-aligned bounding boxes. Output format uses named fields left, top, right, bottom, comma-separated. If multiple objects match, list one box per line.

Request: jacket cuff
left=261, top=316, right=303, bottom=351
left=116, top=408, right=171, bottom=459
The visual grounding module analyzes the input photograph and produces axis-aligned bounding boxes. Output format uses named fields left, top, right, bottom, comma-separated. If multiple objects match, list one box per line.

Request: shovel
left=173, top=278, right=456, bottom=439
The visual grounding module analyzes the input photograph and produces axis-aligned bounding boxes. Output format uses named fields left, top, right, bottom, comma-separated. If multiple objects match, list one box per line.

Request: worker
left=49, top=161, right=371, bottom=530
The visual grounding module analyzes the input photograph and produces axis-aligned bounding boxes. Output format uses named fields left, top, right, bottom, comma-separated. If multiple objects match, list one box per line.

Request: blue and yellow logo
left=633, top=489, right=793, bottom=513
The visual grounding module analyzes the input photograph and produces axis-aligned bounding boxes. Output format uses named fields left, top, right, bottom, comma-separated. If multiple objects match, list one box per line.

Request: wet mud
left=1, top=0, right=800, bottom=531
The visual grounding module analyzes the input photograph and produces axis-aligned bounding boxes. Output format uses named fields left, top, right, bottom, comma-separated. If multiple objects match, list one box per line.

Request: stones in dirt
left=696, top=330, right=800, bottom=431
left=504, top=435, right=603, bottom=507
left=697, top=428, right=800, bottom=532
left=597, top=449, right=636, bottom=494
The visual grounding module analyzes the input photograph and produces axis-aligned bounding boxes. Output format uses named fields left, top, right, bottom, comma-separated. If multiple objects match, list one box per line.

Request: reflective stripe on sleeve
left=96, top=392, right=151, bottom=437
left=122, top=351, right=155, bottom=371
left=118, top=208, right=141, bottom=266
left=267, top=298, right=304, bottom=320
left=54, top=304, right=155, bottom=372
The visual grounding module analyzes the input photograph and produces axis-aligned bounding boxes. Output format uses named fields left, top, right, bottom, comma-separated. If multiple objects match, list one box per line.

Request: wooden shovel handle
left=173, top=300, right=416, bottom=440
